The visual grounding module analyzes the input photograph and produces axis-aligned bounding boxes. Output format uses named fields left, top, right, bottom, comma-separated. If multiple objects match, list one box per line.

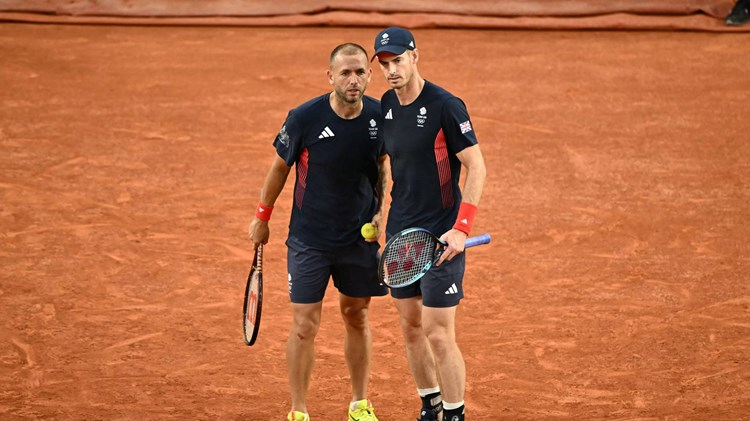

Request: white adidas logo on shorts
left=445, top=283, right=458, bottom=295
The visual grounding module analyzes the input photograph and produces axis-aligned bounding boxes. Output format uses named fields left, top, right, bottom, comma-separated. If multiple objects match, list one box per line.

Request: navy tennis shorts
left=389, top=252, right=465, bottom=307
left=286, top=236, right=388, bottom=304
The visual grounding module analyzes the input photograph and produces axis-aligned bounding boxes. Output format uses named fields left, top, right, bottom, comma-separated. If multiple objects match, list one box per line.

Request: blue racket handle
left=465, top=233, right=491, bottom=248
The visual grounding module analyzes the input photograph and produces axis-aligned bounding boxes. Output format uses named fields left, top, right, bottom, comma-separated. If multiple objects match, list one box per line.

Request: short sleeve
left=376, top=116, right=386, bottom=157
left=273, top=110, right=303, bottom=166
left=440, top=97, right=478, bottom=154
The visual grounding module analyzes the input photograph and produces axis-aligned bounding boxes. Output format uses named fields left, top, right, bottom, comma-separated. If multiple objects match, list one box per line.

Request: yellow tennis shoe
left=348, top=399, right=378, bottom=421
left=287, top=411, right=310, bottom=421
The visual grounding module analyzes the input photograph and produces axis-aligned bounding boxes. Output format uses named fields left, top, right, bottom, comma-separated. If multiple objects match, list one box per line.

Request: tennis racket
left=378, top=228, right=490, bottom=288
left=243, top=244, right=263, bottom=346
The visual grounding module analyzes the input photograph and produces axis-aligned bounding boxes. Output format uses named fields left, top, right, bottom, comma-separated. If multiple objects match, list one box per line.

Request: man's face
left=377, top=50, right=416, bottom=89
left=328, top=52, right=371, bottom=104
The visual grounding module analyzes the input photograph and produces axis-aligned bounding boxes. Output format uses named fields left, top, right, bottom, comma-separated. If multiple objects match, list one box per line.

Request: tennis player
left=248, top=43, right=387, bottom=421
left=372, top=27, right=487, bottom=421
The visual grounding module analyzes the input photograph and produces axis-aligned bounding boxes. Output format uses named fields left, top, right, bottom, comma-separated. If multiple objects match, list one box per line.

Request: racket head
left=378, top=228, right=440, bottom=288
left=243, top=244, right=263, bottom=346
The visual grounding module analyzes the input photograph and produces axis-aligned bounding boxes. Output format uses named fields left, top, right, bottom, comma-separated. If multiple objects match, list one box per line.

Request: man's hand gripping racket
left=378, top=228, right=491, bottom=288
left=243, top=244, right=263, bottom=346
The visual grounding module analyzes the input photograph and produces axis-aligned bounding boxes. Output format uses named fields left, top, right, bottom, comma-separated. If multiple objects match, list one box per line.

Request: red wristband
left=453, top=202, right=477, bottom=235
left=255, top=202, right=273, bottom=221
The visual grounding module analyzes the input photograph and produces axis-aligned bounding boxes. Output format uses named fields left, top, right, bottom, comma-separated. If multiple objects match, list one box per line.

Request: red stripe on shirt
left=434, top=129, right=454, bottom=209
left=295, top=147, right=309, bottom=208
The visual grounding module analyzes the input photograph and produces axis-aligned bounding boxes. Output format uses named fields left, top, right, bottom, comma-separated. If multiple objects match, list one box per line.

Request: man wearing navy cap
left=372, top=27, right=487, bottom=421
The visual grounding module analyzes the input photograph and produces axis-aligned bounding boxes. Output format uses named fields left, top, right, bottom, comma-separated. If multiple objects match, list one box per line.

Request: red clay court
left=1, top=1, right=750, bottom=420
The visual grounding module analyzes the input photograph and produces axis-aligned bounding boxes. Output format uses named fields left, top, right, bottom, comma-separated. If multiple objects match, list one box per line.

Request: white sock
left=443, top=401, right=465, bottom=410
left=417, top=386, right=441, bottom=397
left=350, top=399, right=368, bottom=410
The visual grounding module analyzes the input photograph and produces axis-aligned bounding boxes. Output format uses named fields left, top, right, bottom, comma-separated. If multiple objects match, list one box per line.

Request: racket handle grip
left=465, top=233, right=491, bottom=248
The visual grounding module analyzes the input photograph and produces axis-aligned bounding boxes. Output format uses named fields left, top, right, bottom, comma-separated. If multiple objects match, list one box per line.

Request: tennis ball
left=361, top=223, right=378, bottom=240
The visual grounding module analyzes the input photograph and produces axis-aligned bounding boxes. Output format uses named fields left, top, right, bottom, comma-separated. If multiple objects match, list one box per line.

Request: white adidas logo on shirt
left=385, top=109, right=393, bottom=120
left=318, top=126, right=335, bottom=139
left=445, top=283, right=459, bottom=295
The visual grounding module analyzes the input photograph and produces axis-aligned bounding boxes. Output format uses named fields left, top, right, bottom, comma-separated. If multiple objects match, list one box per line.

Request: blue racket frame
left=379, top=227, right=491, bottom=288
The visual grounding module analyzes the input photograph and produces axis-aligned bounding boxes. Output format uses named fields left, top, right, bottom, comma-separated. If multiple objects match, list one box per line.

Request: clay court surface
left=1, top=24, right=750, bottom=420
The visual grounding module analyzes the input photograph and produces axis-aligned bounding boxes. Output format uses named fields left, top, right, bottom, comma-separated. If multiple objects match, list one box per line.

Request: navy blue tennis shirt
left=273, top=93, right=384, bottom=249
left=381, top=81, right=478, bottom=236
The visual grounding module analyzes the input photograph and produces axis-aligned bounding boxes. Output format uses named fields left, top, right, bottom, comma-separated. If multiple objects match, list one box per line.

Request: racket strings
left=382, top=230, right=436, bottom=286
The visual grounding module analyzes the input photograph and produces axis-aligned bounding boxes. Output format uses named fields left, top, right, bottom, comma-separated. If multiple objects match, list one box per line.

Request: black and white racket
left=243, top=244, right=263, bottom=346
left=378, top=228, right=490, bottom=288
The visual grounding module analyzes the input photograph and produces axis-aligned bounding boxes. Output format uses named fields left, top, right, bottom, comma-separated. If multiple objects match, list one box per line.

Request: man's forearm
left=259, top=156, right=292, bottom=207
left=375, top=155, right=390, bottom=216
left=458, top=145, right=486, bottom=206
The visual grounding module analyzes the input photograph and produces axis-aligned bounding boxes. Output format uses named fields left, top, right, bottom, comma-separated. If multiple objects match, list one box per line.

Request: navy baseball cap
left=372, top=26, right=416, bottom=61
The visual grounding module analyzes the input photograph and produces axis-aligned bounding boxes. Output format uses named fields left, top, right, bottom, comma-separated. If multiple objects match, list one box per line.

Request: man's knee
left=340, top=298, right=370, bottom=330
left=291, top=308, right=322, bottom=342
left=424, top=326, right=455, bottom=356
left=397, top=314, right=425, bottom=344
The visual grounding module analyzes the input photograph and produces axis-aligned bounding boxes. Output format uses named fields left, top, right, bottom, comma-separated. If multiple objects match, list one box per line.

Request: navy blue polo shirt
left=381, top=81, right=478, bottom=236
left=273, top=93, right=384, bottom=249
